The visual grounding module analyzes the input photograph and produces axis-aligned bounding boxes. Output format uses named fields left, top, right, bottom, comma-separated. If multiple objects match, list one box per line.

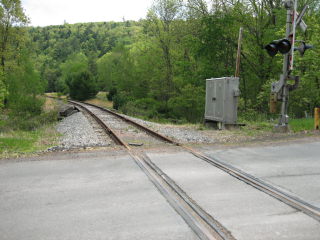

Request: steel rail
left=183, top=146, right=320, bottom=222
left=68, top=100, right=320, bottom=222
left=128, top=151, right=230, bottom=240
left=71, top=100, right=180, bottom=145
left=141, top=153, right=234, bottom=239
left=70, top=101, right=127, bottom=146
left=69, top=100, right=231, bottom=240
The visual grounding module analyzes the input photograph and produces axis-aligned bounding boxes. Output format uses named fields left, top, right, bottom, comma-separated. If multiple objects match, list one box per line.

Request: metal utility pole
left=276, top=1, right=296, bottom=131
left=268, top=0, right=311, bottom=132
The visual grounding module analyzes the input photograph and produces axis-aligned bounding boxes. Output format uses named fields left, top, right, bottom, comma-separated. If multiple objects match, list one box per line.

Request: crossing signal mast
left=265, top=0, right=313, bottom=132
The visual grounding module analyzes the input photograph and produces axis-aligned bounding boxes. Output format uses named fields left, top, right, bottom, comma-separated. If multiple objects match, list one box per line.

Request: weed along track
left=67, top=100, right=320, bottom=238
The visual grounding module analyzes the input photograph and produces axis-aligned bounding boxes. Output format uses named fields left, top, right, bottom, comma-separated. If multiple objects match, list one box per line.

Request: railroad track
left=64, top=99, right=320, bottom=239
left=69, top=100, right=234, bottom=240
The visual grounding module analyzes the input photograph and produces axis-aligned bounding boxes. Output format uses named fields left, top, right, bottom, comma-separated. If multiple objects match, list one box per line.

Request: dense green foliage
left=0, top=0, right=47, bottom=130
left=29, top=21, right=142, bottom=93
left=59, top=52, right=98, bottom=100
left=92, top=0, right=320, bottom=122
left=66, top=71, right=97, bottom=101
left=2, top=0, right=320, bottom=126
left=7, top=52, right=44, bottom=124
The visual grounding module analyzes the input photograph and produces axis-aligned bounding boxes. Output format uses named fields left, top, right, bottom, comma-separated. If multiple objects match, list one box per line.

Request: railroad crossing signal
left=265, top=39, right=292, bottom=57
left=295, top=41, right=313, bottom=56
left=265, top=0, right=313, bottom=132
left=265, top=39, right=313, bottom=57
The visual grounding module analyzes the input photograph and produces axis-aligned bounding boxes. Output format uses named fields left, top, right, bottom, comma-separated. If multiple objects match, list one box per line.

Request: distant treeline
left=2, top=0, right=320, bottom=125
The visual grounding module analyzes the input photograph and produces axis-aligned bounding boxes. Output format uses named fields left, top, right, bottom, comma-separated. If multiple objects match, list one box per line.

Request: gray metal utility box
left=205, top=77, right=240, bottom=126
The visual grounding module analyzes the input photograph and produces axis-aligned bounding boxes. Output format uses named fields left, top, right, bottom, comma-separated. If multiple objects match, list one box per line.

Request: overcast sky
left=21, top=0, right=153, bottom=26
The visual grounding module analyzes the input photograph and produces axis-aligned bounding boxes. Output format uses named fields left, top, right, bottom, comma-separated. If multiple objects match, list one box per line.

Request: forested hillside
left=2, top=0, right=320, bottom=126
left=29, top=21, right=142, bottom=94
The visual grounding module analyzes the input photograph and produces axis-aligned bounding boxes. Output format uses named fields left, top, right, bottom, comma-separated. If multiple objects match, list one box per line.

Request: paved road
left=146, top=137, right=320, bottom=240
left=1, top=137, right=320, bottom=240
left=208, top=138, right=320, bottom=208
left=0, top=152, right=198, bottom=240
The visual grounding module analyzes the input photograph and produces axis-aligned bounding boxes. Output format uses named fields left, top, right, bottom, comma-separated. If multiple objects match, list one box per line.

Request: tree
left=289, top=12, right=320, bottom=117
left=26, top=2, right=320, bottom=123
left=66, top=71, right=98, bottom=101
left=59, top=52, right=89, bottom=93
left=146, top=0, right=184, bottom=104
left=29, top=21, right=143, bottom=93
left=7, top=50, right=44, bottom=118
left=0, top=0, right=28, bottom=108
left=59, top=52, right=98, bottom=100
left=168, top=84, right=205, bottom=122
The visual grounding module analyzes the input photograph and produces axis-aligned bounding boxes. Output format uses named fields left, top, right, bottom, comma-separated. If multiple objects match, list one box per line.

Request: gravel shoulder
left=123, top=114, right=320, bottom=145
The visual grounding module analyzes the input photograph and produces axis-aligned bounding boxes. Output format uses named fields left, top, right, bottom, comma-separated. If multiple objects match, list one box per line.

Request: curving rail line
left=68, top=99, right=320, bottom=224
left=69, top=100, right=234, bottom=240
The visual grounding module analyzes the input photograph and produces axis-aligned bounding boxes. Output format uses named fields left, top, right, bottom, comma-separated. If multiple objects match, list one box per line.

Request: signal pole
left=276, top=0, right=296, bottom=131
left=268, top=0, right=311, bottom=132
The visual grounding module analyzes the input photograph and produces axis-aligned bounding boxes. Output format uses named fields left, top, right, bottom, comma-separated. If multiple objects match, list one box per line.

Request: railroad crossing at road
left=147, top=138, right=320, bottom=239
left=0, top=137, right=319, bottom=240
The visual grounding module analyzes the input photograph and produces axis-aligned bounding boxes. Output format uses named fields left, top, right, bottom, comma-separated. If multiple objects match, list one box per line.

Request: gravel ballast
left=53, top=102, right=317, bottom=151
left=123, top=115, right=249, bottom=144
left=55, top=112, right=108, bottom=150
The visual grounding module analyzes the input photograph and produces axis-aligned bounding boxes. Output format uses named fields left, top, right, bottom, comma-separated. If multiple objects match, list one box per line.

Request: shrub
left=3, top=109, right=58, bottom=131
left=66, top=71, right=98, bottom=101
left=168, top=84, right=205, bottom=123
left=121, top=98, right=159, bottom=118
left=112, top=91, right=133, bottom=110
left=7, top=51, right=44, bottom=118
left=107, top=87, right=117, bottom=101
left=9, top=96, right=44, bottom=118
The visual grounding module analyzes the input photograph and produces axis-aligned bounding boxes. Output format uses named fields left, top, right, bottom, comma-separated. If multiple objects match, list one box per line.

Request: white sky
left=21, top=0, right=154, bottom=26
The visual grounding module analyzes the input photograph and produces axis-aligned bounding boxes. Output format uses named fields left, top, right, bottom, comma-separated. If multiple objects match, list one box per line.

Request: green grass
left=0, top=95, right=62, bottom=158
left=237, top=121, right=273, bottom=136
left=0, top=97, right=61, bottom=158
left=238, top=118, right=315, bottom=134
left=0, top=137, right=34, bottom=152
left=0, top=125, right=60, bottom=158
left=289, top=118, right=314, bottom=132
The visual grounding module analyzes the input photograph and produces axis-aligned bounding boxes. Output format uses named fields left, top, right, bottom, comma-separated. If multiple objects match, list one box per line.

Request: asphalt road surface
left=0, top=152, right=198, bottom=240
left=0, top=137, right=319, bottom=240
